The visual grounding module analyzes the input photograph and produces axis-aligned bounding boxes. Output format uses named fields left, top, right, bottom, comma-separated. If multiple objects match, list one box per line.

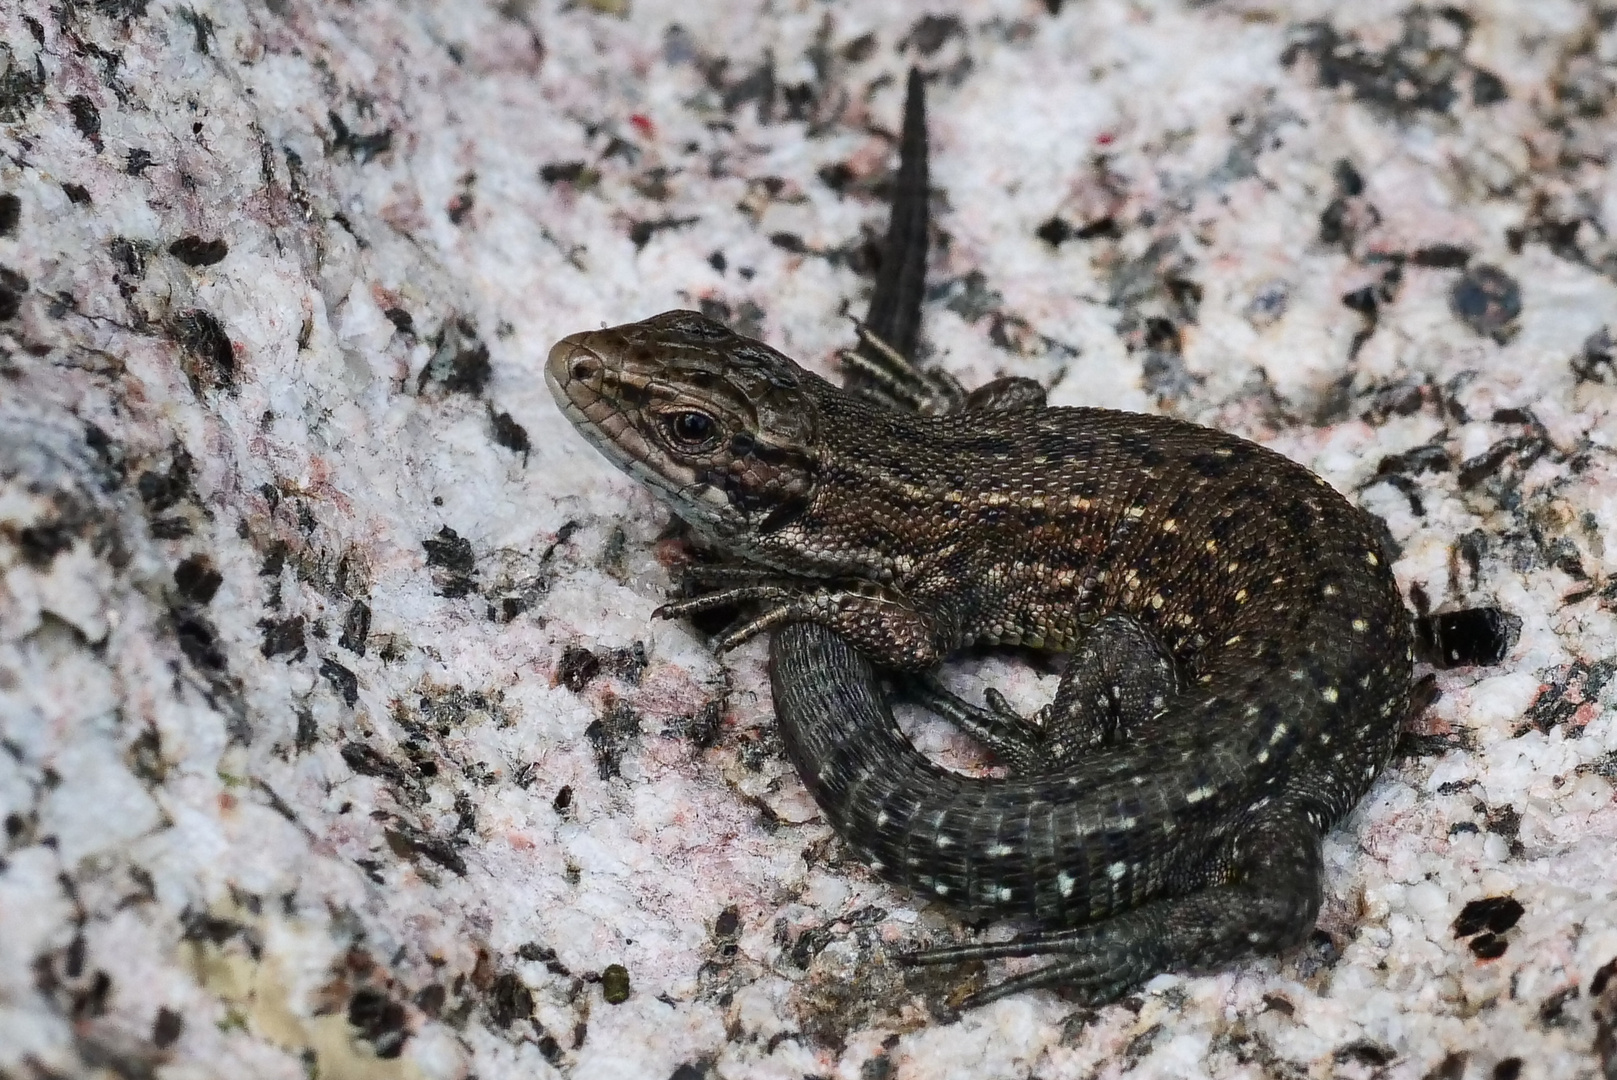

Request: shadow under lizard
left=548, top=71, right=1424, bottom=1014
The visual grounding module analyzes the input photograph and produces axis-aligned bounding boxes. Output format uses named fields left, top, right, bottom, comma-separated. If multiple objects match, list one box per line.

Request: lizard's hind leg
left=1031, top=613, right=1183, bottom=767
left=902, top=802, right=1325, bottom=1015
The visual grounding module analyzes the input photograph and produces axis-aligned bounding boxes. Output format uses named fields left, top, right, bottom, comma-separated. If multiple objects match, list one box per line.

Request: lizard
left=546, top=69, right=1416, bottom=1014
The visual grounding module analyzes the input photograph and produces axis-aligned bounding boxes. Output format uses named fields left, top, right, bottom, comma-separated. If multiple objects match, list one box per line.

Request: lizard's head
left=547, top=310, right=823, bottom=548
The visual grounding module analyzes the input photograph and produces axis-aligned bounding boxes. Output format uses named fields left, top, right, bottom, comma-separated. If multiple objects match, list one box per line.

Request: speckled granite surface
left=2, top=1, right=1616, bottom=1077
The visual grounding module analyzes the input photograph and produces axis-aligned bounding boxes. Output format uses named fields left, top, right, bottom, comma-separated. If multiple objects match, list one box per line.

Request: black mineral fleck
left=384, top=306, right=414, bottom=335
left=259, top=616, right=306, bottom=660
left=1334, top=1041, right=1396, bottom=1067
left=138, top=448, right=192, bottom=512
left=423, top=526, right=477, bottom=597
left=1538, top=985, right=1579, bottom=1027
left=1409, top=244, right=1471, bottom=268
left=339, top=600, right=371, bottom=655
left=628, top=215, right=698, bottom=250
left=0, top=266, right=26, bottom=320
left=341, top=743, right=408, bottom=785
left=490, top=409, right=530, bottom=455
left=1283, top=10, right=1478, bottom=118
left=172, top=309, right=236, bottom=393
left=168, top=236, right=229, bottom=266
left=384, top=824, right=466, bottom=875
left=585, top=700, right=641, bottom=779
left=328, top=110, right=393, bottom=163
left=0, top=48, right=47, bottom=123
left=417, top=318, right=490, bottom=396
left=413, top=983, right=445, bottom=1017
left=173, top=554, right=222, bottom=604
left=17, top=518, right=77, bottom=566
left=172, top=606, right=227, bottom=676
left=423, top=528, right=473, bottom=570
left=1449, top=265, right=1521, bottom=341
left=347, top=988, right=409, bottom=1058
left=109, top=237, right=148, bottom=280
left=1426, top=1053, right=1467, bottom=1080
left=1453, top=895, right=1524, bottom=938
left=93, top=0, right=151, bottom=23
left=1036, top=216, right=1073, bottom=246
left=1472, top=69, right=1508, bottom=105
left=68, top=94, right=102, bottom=147
left=1414, top=607, right=1520, bottom=669
left=559, top=644, right=601, bottom=692
left=320, top=658, right=358, bottom=706
left=1520, top=659, right=1617, bottom=736
left=152, top=1006, right=183, bottom=1047
left=906, top=14, right=963, bottom=55
left=1572, top=327, right=1616, bottom=383
left=1376, top=443, right=1451, bottom=477
left=540, top=161, right=589, bottom=184
left=669, top=1064, right=714, bottom=1080
left=486, top=972, right=533, bottom=1028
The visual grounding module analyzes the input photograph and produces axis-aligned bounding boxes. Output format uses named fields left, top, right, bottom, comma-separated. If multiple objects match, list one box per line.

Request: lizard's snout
left=545, top=334, right=605, bottom=409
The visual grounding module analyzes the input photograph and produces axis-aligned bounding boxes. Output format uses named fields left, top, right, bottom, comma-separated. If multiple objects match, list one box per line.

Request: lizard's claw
left=658, top=574, right=944, bottom=670
left=708, top=606, right=802, bottom=653
left=983, top=686, right=1049, bottom=732
left=839, top=320, right=965, bottom=415
left=899, top=920, right=1162, bottom=1014
left=653, top=585, right=796, bottom=622
left=670, top=564, right=784, bottom=589
left=655, top=583, right=814, bottom=655
left=895, top=675, right=1047, bottom=769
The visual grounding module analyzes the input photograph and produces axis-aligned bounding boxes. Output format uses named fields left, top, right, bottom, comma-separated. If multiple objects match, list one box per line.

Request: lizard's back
left=784, top=387, right=1414, bottom=926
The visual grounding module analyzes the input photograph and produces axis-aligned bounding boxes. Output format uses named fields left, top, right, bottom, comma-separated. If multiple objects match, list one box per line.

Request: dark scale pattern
left=546, top=72, right=1415, bottom=1014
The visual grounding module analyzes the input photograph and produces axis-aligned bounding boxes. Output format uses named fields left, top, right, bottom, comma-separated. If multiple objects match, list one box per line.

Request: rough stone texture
left=1, top=1, right=1615, bottom=1077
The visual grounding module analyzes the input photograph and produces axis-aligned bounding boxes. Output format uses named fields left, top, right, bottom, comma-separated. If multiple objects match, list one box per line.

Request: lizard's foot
left=838, top=321, right=965, bottom=415
left=897, top=674, right=1048, bottom=768
left=840, top=321, right=1050, bottom=416
left=899, top=805, right=1325, bottom=1016
left=900, top=920, right=1155, bottom=1015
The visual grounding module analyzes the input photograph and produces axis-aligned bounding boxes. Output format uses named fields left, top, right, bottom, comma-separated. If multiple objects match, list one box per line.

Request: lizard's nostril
left=570, top=357, right=598, bottom=381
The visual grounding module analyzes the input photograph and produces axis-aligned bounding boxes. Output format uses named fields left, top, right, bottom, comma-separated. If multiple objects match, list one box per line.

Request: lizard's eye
left=661, top=409, right=720, bottom=450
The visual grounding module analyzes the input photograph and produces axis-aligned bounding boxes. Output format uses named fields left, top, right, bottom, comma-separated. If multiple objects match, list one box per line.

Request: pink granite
left=1, top=1, right=1615, bottom=1077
